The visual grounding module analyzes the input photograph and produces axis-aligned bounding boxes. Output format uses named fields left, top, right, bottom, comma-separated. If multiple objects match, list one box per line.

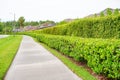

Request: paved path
left=4, top=35, right=82, bottom=80
left=0, top=35, right=9, bottom=38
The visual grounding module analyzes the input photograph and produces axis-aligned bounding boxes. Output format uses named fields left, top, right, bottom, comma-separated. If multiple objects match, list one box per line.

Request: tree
left=18, top=16, right=25, bottom=28
left=106, top=8, right=112, bottom=16
left=114, top=8, right=119, bottom=15
left=100, top=12, right=104, bottom=17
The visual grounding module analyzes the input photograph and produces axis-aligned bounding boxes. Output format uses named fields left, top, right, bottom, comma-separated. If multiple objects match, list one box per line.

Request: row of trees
left=0, top=16, right=55, bottom=34
left=0, top=16, right=25, bottom=34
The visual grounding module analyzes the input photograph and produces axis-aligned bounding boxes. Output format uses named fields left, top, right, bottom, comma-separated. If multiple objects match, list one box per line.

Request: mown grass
left=33, top=38, right=97, bottom=80
left=0, top=35, right=22, bottom=80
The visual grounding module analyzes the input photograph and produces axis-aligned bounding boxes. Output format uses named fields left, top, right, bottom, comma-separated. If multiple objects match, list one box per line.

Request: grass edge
left=2, top=35, right=23, bottom=80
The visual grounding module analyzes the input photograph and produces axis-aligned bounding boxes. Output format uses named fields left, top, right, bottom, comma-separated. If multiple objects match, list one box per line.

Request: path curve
left=4, top=35, right=82, bottom=80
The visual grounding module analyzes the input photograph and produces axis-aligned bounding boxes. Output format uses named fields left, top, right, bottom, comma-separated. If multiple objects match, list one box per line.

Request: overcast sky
left=0, top=0, right=120, bottom=22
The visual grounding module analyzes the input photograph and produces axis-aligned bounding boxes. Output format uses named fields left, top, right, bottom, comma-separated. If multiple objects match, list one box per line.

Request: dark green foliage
left=24, top=21, right=39, bottom=26
left=24, top=33, right=120, bottom=79
left=106, top=8, right=112, bottom=15
left=0, top=22, right=3, bottom=32
left=2, top=27, right=12, bottom=33
left=0, top=21, right=18, bottom=34
left=100, top=12, right=104, bottom=17
left=20, top=20, right=55, bottom=26
left=33, top=15, right=120, bottom=39
left=39, top=20, right=55, bottom=25
left=114, top=8, right=119, bottom=15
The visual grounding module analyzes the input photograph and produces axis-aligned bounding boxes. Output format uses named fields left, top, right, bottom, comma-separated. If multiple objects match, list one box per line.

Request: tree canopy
left=18, top=16, right=25, bottom=28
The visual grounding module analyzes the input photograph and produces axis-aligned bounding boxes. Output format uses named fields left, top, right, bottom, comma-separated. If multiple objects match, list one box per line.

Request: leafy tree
left=114, top=8, right=119, bottom=15
left=106, top=8, right=112, bottom=15
left=100, top=12, right=104, bottom=17
left=18, top=16, right=25, bottom=28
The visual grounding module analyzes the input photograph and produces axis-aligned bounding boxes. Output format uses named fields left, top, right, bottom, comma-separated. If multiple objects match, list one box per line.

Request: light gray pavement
left=0, top=35, right=9, bottom=38
left=4, top=35, right=82, bottom=80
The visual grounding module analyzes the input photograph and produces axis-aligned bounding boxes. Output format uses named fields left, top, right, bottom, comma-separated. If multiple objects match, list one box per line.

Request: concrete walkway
left=0, top=35, right=9, bottom=38
left=4, top=35, right=82, bottom=80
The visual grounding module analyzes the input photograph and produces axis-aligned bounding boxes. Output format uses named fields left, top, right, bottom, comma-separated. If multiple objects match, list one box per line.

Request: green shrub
left=32, top=15, right=120, bottom=39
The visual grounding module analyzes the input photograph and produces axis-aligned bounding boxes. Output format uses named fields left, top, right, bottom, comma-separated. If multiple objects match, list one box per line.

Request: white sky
left=0, top=0, right=120, bottom=22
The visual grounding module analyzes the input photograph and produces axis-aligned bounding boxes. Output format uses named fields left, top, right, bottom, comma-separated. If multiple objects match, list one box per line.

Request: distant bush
left=33, top=15, right=120, bottom=39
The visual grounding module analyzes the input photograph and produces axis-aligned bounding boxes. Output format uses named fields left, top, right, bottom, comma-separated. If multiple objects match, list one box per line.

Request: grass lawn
left=0, top=35, right=22, bottom=80
left=34, top=38, right=97, bottom=80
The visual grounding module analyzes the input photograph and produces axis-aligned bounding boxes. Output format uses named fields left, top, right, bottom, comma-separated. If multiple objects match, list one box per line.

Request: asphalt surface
left=4, top=35, right=82, bottom=80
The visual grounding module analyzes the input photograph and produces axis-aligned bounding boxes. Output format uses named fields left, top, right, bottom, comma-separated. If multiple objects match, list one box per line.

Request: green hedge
left=33, top=15, right=120, bottom=39
left=25, top=32, right=120, bottom=79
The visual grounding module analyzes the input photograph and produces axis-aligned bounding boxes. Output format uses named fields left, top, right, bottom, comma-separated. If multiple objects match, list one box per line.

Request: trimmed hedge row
left=25, top=32, right=120, bottom=79
left=33, top=15, right=120, bottom=38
